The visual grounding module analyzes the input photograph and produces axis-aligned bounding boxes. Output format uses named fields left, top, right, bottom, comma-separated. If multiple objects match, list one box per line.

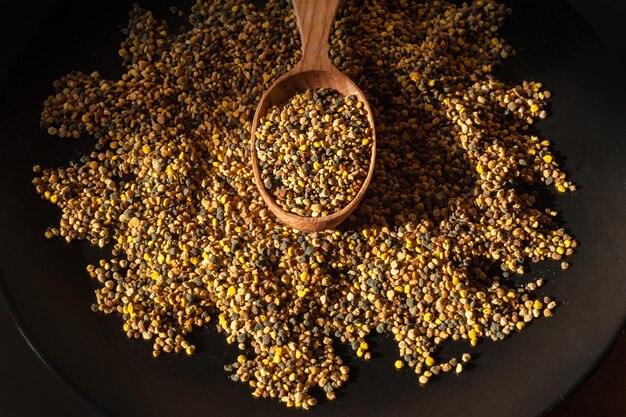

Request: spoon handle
left=291, top=0, right=341, bottom=72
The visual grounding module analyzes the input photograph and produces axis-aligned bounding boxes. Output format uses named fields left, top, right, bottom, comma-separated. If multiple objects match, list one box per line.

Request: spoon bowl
left=250, top=0, right=376, bottom=232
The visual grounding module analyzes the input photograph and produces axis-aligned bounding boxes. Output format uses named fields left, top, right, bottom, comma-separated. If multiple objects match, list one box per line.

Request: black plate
left=1, top=1, right=625, bottom=416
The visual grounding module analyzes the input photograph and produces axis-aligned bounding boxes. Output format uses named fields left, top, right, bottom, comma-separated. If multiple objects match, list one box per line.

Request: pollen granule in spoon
left=255, top=88, right=372, bottom=217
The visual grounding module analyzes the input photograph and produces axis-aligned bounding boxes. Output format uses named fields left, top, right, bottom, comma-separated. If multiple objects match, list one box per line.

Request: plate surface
left=1, top=1, right=625, bottom=416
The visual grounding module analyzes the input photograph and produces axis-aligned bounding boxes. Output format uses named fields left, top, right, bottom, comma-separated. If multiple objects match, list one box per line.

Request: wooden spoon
left=250, top=0, right=376, bottom=232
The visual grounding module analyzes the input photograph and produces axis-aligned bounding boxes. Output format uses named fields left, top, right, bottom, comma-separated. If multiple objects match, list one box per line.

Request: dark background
left=0, top=1, right=624, bottom=416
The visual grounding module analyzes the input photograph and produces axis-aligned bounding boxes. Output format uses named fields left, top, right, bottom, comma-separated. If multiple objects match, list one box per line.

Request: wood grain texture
left=250, top=0, right=376, bottom=232
left=291, top=0, right=341, bottom=72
